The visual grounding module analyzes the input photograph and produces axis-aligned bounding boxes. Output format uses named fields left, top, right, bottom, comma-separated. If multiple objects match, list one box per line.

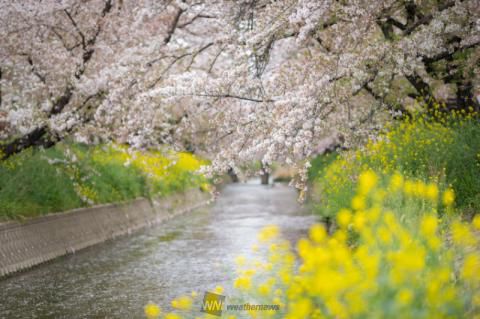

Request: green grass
left=308, top=109, right=480, bottom=220
left=0, top=142, right=208, bottom=220
left=307, top=152, right=338, bottom=181
left=443, top=121, right=480, bottom=215
left=0, top=147, right=83, bottom=219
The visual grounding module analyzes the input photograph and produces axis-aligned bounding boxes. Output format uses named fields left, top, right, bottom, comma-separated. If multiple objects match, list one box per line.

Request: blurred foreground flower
left=144, top=303, right=161, bottom=319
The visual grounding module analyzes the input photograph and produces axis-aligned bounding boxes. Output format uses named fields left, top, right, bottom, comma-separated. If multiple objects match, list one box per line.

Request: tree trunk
left=227, top=167, right=239, bottom=183
left=0, top=67, right=2, bottom=107
left=260, top=165, right=269, bottom=185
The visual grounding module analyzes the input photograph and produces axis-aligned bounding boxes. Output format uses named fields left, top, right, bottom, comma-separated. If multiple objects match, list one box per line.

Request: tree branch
left=405, top=72, right=437, bottom=108
left=27, top=56, right=47, bottom=84
left=164, top=6, right=185, bottom=44
left=208, top=46, right=225, bottom=73
left=423, top=40, right=480, bottom=66
left=64, top=8, right=87, bottom=50
left=195, top=93, right=273, bottom=103
left=148, top=43, right=214, bottom=87
left=404, top=0, right=456, bottom=35
left=0, top=0, right=114, bottom=160
left=186, top=42, right=214, bottom=71
left=178, top=13, right=215, bottom=28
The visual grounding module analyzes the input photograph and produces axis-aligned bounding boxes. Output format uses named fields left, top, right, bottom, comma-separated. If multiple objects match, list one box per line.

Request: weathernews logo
left=200, top=291, right=225, bottom=316
left=200, top=291, right=280, bottom=317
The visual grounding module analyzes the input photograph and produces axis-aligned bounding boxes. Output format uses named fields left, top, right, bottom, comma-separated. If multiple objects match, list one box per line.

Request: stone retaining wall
left=0, top=188, right=211, bottom=277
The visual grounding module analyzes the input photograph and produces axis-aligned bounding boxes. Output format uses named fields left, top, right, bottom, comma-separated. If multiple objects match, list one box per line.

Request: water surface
left=0, top=181, right=315, bottom=318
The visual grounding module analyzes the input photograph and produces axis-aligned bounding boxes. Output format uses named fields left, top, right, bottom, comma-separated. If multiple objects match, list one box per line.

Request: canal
left=0, top=181, right=315, bottom=318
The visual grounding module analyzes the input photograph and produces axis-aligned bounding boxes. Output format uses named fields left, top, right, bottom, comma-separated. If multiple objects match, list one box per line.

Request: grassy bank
left=310, top=107, right=480, bottom=222
left=0, top=143, right=209, bottom=220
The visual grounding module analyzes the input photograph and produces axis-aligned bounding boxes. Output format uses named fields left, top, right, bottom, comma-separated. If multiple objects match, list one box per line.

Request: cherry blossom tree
left=0, top=0, right=223, bottom=156
left=161, top=0, right=480, bottom=188
left=1, top=0, right=479, bottom=189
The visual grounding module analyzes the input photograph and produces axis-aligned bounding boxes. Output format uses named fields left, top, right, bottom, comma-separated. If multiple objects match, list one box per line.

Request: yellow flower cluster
left=145, top=287, right=225, bottom=319
left=171, top=296, right=193, bottom=310
left=0, top=147, right=30, bottom=171
left=61, top=160, right=99, bottom=203
left=91, top=144, right=208, bottom=196
left=92, top=145, right=203, bottom=182
left=149, top=170, right=479, bottom=319
left=230, top=171, right=479, bottom=319
left=258, top=225, right=280, bottom=242
left=151, top=108, right=479, bottom=319
left=315, top=108, right=477, bottom=218
left=74, top=183, right=98, bottom=203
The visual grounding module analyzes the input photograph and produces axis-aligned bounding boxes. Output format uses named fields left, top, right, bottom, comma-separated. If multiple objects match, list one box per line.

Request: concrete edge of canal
left=0, top=188, right=212, bottom=278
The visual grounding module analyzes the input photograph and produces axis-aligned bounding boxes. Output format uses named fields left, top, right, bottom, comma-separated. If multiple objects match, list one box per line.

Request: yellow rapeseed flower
left=365, top=206, right=381, bottom=223
left=337, top=209, right=352, bottom=228
left=389, top=172, right=404, bottom=191
left=353, top=211, right=367, bottom=231
left=171, top=295, right=192, bottom=310
left=235, top=255, right=246, bottom=266
left=461, top=253, right=479, bottom=282
left=420, top=214, right=438, bottom=237
left=442, top=188, right=455, bottom=206
left=234, top=276, right=252, bottom=290
left=378, top=226, right=392, bottom=244
left=396, top=289, right=413, bottom=306
left=144, top=303, right=161, bottom=319
left=427, top=236, right=441, bottom=251
left=414, top=180, right=427, bottom=197
left=309, top=223, right=327, bottom=243
left=358, top=170, right=378, bottom=194
left=258, top=225, right=280, bottom=242
left=280, top=269, right=292, bottom=284
left=472, top=214, right=480, bottom=230
left=258, top=283, right=271, bottom=296
left=333, top=229, right=348, bottom=243
left=240, top=269, right=256, bottom=277
left=425, top=183, right=439, bottom=201
left=286, top=298, right=312, bottom=319
left=352, top=195, right=366, bottom=210
left=404, top=180, right=415, bottom=195
left=451, top=220, right=475, bottom=246
left=297, top=238, right=313, bottom=259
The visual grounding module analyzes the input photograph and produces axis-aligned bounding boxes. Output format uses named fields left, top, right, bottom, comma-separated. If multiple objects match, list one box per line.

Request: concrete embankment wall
left=0, top=188, right=211, bottom=277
